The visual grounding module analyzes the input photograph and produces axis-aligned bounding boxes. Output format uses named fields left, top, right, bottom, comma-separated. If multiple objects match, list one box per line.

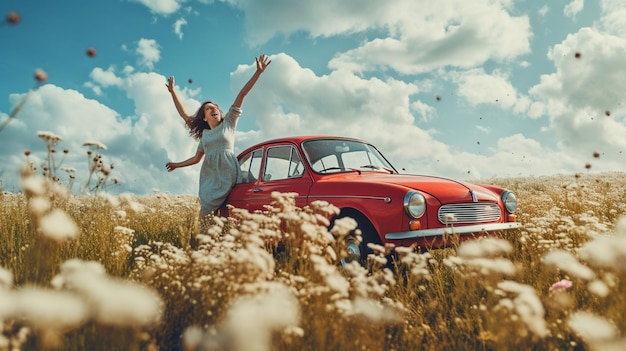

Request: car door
left=246, top=144, right=313, bottom=212
left=227, top=148, right=263, bottom=211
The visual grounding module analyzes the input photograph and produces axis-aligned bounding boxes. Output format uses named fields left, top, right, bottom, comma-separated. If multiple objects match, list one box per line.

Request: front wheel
left=333, top=214, right=382, bottom=268
left=340, top=236, right=363, bottom=266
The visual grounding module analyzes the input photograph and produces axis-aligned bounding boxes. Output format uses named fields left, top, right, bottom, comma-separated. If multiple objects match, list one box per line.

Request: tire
left=332, top=212, right=382, bottom=268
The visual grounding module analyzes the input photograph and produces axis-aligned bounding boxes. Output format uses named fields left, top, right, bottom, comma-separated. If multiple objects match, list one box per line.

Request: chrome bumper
left=385, top=222, right=522, bottom=240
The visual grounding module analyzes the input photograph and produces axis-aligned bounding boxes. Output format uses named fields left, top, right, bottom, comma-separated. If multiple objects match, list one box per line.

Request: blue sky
left=1, top=0, right=625, bottom=195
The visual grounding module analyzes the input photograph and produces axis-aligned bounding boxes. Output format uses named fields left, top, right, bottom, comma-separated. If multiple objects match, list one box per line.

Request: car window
left=341, top=150, right=387, bottom=169
left=310, top=155, right=339, bottom=173
left=263, top=145, right=305, bottom=181
left=237, top=148, right=262, bottom=184
left=303, top=138, right=396, bottom=174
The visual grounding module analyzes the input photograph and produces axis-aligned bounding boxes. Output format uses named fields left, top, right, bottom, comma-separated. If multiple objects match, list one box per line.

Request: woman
left=165, top=54, right=271, bottom=220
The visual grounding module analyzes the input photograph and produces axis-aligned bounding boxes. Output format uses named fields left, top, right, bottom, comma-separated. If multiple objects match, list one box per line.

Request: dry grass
left=1, top=170, right=626, bottom=351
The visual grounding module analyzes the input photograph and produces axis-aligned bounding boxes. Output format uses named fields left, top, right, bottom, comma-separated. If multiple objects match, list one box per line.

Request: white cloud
left=450, top=69, right=541, bottom=119
left=532, top=28, right=626, bottom=114
left=410, top=100, right=436, bottom=123
left=4, top=2, right=625, bottom=198
left=231, top=0, right=390, bottom=44
left=0, top=66, right=200, bottom=195
left=564, top=0, right=584, bottom=19
left=83, top=82, right=103, bottom=96
left=89, top=67, right=124, bottom=88
left=0, top=85, right=132, bottom=192
left=598, top=0, right=626, bottom=37
left=227, top=53, right=579, bottom=181
left=476, top=125, right=491, bottom=133
left=229, top=0, right=530, bottom=75
left=173, top=18, right=187, bottom=39
left=528, top=23, right=626, bottom=169
left=329, top=1, right=531, bottom=75
left=230, top=54, right=435, bottom=152
left=454, top=69, right=518, bottom=108
left=130, top=0, right=183, bottom=15
left=135, top=39, right=161, bottom=70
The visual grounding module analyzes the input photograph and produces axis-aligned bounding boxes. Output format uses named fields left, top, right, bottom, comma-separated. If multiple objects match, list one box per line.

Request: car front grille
left=438, top=203, right=501, bottom=224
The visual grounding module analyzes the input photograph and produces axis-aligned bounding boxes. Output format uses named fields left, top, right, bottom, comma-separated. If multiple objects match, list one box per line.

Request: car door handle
left=252, top=188, right=263, bottom=193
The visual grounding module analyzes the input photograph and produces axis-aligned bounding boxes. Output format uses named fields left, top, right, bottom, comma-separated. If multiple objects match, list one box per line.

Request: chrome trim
left=309, top=195, right=392, bottom=203
left=385, top=222, right=522, bottom=240
left=404, top=191, right=426, bottom=219
left=438, top=203, right=501, bottom=224
left=230, top=195, right=308, bottom=202
left=502, top=190, right=517, bottom=213
left=469, top=190, right=478, bottom=203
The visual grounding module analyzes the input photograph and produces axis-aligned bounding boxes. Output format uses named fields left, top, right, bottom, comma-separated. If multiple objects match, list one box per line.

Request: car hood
left=331, top=173, right=500, bottom=203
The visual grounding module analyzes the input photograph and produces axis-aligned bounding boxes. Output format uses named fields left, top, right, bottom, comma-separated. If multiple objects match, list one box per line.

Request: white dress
left=196, top=106, right=241, bottom=216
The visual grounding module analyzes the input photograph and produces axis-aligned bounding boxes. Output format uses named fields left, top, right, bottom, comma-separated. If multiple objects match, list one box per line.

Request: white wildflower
left=114, top=226, right=135, bottom=236
left=542, top=250, right=595, bottom=280
left=578, top=235, right=626, bottom=272
left=330, top=217, right=357, bottom=238
left=89, top=278, right=162, bottom=327
left=21, top=176, right=45, bottom=197
left=12, top=286, right=89, bottom=331
left=39, top=209, right=79, bottom=242
left=352, top=297, right=401, bottom=323
left=326, top=246, right=337, bottom=261
left=0, top=268, right=13, bottom=289
left=588, top=280, right=609, bottom=298
left=182, top=326, right=204, bottom=351
left=615, top=216, right=626, bottom=236
left=0, top=289, right=15, bottom=319
left=444, top=213, right=457, bottom=223
left=225, top=283, right=300, bottom=351
left=497, top=280, right=548, bottom=338
left=465, top=257, right=516, bottom=276
left=37, top=131, right=63, bottom=141
left=83, top=141, right=107, bottom=150
left=310, top=255, right=349, bottom=296
left=0, top=336, right=8, bottom=349
left=568, top=311, right=618, bottom=342
left=458, top=237, right=513, bottom=258
left=97, top=192, right=120, bottom=207
left=52, top=259, right=162, bottom=327
left=28, top=196, right=51, bottom=217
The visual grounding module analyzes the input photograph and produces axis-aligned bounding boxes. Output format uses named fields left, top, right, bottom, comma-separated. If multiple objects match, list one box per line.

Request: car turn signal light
left=508, top=214, right=516, bottom=222
left=409, top=220, right=421, bottom=231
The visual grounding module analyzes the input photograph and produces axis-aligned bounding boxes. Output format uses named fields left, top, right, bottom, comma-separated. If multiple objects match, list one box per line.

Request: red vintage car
left=223, top=135, right=521, bottom=264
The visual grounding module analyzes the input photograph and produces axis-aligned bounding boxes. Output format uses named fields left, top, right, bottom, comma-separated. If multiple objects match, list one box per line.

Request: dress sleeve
left=224, top=105, right=242, bottom=128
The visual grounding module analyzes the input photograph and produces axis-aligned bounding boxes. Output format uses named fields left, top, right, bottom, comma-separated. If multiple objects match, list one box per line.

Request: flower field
left=1, top=170, right=625, bottom=351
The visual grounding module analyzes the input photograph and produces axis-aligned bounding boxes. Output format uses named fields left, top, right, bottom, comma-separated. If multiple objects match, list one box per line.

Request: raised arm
left=166, top=76, right=193, bottom=125
left=165, top=149, right=204, bottom=172
left=232, top=54, right=271, bottom=109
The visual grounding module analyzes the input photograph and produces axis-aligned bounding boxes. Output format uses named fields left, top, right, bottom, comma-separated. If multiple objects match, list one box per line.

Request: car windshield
left=302, top=138, right=397, bottom=174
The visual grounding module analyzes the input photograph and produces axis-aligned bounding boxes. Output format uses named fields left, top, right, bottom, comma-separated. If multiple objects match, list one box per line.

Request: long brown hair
left=187, top=101, right=223, bottom=140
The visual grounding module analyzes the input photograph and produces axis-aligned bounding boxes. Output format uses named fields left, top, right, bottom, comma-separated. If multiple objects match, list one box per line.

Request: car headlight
left=404, top=191, right=426, bottom=219
left=502, top=190, right=517, bottom=213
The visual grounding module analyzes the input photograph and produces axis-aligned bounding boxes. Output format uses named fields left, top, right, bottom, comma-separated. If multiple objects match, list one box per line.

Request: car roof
left=238, top=135, right=369, bottom=155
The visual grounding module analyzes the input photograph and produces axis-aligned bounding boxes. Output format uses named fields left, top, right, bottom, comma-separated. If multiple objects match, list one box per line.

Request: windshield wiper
left=360, top=164, right=394, bottom=174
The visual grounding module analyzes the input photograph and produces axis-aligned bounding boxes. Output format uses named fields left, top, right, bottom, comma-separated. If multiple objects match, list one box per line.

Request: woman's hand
left=166, top=76, right=175, bottom=93
left=165, top=162, right=177, bottom=172
left=255, top=54, right=271, bottom=73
